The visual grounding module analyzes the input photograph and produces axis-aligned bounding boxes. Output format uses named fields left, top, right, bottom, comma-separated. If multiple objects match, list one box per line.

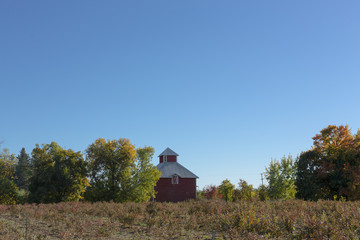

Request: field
left=0, top=199, right=360, bottom=239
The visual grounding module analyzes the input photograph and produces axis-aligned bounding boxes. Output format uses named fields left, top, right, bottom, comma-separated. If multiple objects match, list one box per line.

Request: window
left=164, top=155, right=167, bottom=162
left=171, top=174, right=179, bottom=184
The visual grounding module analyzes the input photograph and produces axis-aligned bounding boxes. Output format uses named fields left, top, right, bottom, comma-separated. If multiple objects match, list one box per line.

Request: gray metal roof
left=157, top=162, right=198, bottom=179
left=158, top=147, right=179, bottom=156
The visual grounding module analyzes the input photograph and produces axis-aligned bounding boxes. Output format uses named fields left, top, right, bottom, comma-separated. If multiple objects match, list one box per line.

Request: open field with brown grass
left=1, top=199, right=360, bottom=239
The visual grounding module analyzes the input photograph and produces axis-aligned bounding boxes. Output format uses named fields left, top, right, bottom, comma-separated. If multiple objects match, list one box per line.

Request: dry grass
left=1, top=199, right=360, bottom=239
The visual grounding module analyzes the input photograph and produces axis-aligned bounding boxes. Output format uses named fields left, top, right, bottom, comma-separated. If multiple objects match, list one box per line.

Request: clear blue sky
left=1, top=1, right=360, bottom=189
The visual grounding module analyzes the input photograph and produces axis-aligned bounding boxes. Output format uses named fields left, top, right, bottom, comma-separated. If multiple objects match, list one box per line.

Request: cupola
left=158, top=147, right=178, bottom=163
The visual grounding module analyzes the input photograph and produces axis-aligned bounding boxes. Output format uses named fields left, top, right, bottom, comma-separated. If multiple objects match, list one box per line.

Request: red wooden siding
left=154, top=177, right=196, bottom=202
left=159, top=155, right=177, bottom=163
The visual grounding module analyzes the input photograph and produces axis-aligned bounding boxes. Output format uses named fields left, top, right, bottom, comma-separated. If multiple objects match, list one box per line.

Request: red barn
left=154, top=148, right=198, bottom=202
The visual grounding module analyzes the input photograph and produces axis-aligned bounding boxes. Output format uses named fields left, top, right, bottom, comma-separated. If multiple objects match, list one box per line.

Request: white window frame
left=164, top=155, right=167, bottom=162
left=171, top=174, right=179, bottom=184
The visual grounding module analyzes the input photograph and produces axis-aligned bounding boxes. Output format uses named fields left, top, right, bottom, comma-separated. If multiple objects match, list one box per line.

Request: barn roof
left=157, top=162, right=198, bottom=179
left=158, top=147, right=179, bottom=156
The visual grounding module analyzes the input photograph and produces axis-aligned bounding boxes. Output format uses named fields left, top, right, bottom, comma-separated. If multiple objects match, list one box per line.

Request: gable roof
left=158, top=147, right=179, bottom=156
left=157, top=162, right=198, bottom=179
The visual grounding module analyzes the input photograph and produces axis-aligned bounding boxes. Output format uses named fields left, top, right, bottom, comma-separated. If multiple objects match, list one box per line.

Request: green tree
left=265, top=155, right=296, bottom=200
left=257, top=184, right=269, bottom=201
left=85, top=138, right=160, bottom=202
left=127, top=146, right=161, bottom=202
left=235, top=179, right=255, bottom=201
left=295, top=150, right=323, bottom=200
left=15, top=148, right=32, bottom=190
left=29, top=142, right=89, bottom=203
left=196, top=189, right=204, bottom=200
left=218, top=179, right=235, bottom=202
left=0, top=149, right=18, bottom=204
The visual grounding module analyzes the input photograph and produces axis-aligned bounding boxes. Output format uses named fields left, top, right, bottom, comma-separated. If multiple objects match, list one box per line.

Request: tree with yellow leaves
left=0, top=148, right=18, bottom=204
left=85, top=138, right=160, bottom=202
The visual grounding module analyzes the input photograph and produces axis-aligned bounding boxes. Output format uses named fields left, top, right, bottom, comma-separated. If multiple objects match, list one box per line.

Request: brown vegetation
left=1, top=199, right=360, bottom=239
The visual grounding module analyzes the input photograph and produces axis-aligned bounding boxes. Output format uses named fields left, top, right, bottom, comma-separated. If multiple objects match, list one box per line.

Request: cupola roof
left=158, top=147, right=179, bottom=157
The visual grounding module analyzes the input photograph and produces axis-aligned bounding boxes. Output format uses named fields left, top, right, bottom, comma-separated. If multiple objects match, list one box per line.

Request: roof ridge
left=158, top=147, right=179, bottom=156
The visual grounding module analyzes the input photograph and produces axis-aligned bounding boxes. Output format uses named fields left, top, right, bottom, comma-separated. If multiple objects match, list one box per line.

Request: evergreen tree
left=15, top=148, right=32, bottom=190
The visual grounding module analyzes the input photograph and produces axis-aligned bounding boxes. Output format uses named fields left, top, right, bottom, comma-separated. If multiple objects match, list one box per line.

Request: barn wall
left=159, top=156, right=177, bottom=163
left=155, top=177, right=196, bottom=202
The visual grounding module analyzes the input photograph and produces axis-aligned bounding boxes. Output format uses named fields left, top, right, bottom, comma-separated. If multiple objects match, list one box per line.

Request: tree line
left=0, top=138, right=160, bottom=204
left=1, top=124, right=360, bottom=204
left=198, top=125, right=360, bottom=202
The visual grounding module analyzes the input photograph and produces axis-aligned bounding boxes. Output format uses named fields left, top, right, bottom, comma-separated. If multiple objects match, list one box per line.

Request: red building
left=154, top=148, right=198, bottom=202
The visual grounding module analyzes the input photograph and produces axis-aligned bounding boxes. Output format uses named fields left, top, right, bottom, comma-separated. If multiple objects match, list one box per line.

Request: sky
left=1, top=1, right=360, bottom=189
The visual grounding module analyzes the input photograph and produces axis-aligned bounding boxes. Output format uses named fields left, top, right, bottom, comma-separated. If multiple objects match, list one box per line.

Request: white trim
left=171, top=174, right=179, bottom=184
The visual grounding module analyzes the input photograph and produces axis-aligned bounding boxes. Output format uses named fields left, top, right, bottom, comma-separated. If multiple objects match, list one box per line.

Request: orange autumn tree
left=296, top=125, right=360, bottom=200
left=202, top=185, right=219, bottom=199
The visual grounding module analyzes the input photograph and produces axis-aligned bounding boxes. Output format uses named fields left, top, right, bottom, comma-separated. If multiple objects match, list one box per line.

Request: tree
left=235, top=179, right=255, bottom=201
left=127, top=146, right=161, bottom=202
left=265, top=155, right=296, bottom=200
left=85, top=138, right=160, bottom=202
left=15, top=148, right=32, bottom=190
left=295, top=150, right=323, bottom=200
left=257, top=184, right=269, bottom=201
left=218, top=179, right=235, bottom=202
left=0, top=149, right=18, bottom=204
left=29, top=142, right=89, bottom=203
left=295, top=125, right=360, bottom=200
left=202, top=185, right=219, bottom=199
